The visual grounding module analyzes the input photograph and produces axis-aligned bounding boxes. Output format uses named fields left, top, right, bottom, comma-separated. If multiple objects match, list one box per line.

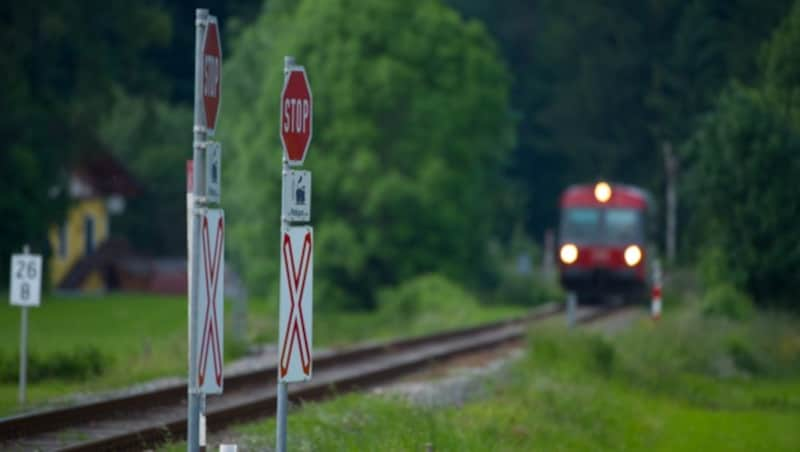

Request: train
left=557, top=181, right=651, bottom=303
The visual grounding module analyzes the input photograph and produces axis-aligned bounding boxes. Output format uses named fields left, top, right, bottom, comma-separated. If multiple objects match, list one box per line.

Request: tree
left=222, top=0, right=514, bottom=308
left=682, top=1, right=800, bottom=306
left=98, top=90, right=192, bottom=255
left=448, top=0, right=792, bottom=250
left=761, top=0, right=800, bottom=125
left=683, top=86, right=800, bottom=306
left=0, top=1, right=171, bottom=286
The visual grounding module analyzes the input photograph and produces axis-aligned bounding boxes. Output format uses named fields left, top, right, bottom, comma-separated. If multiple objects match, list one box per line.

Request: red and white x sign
left=198, top=210, right=224, bottom=393
left=278, top=226, right=313, bottom=382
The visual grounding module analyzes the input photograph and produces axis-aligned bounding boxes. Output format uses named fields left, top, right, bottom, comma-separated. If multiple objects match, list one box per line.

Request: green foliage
left=761, top=0, right=800, bottom=122
left=449, top=0, right=792, bottom=243
left=485, top=229, right=563, bottom=306
left=223, top=0, right=514, bottom=307
left=492, top=275, right=562, bottom=307
left=167, top=300, right=800, bottom=452
left=372, top=274, right=526, bottom=337
left=683, top=85, right=800, bottom=306
left=377, top=273, right=478, bottom=318
left=0, top=289, right=524, bottom=415
left=530, top=331, right=616, bottom=377
left=702, top=283, right=755, bottom=321
left=615, top=302, right=800, bottom=387
left=0, top=3, right=174, bottom=285
left=726, top=336, right=761, bottom=374
left=97, top=90, right=193, bottom=255
left=0, top=346, right=110, bottom=383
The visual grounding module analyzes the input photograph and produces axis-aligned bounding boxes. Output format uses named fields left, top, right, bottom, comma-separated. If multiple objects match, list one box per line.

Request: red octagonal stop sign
left=280, top=68, right=313, bottom=165
left=202, top=17, right=222, bottom=135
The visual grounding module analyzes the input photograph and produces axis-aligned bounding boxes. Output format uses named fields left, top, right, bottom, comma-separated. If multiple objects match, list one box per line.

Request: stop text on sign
left=204, top=55, right=220, bottom=98
left=201, top=16, right=222, bottom=135
left=283, top=98, right=310, bottom=134
left=280, top=67, right=312, bottom=165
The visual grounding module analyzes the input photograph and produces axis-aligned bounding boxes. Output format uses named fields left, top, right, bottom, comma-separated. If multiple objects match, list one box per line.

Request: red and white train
left=557, top=182, right=650, bottom=303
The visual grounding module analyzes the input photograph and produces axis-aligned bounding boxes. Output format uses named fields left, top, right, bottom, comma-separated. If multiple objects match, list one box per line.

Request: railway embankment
left=193, top=298, right=800, bottom=452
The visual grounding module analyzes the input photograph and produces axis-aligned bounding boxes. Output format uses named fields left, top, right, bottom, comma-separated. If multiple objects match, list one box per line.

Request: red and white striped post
left=651, top=260, right=662, bottom=320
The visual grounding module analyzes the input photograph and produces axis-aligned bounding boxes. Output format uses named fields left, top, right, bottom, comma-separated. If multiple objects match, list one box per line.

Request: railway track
left=0, top=303, right=630, bottom=451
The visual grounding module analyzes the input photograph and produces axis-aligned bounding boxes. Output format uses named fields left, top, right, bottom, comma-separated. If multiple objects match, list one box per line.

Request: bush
left=702, top=284, right=755, bottom=321
left=0, top=346, right=111, bottom=383
left=726, top=337, right=761, bottom=374
left=588, top=336, right=616, bottom=376
left=493, top=273, right=563, bottom=307
left=485, top=228, right=564, bottom=306
left=527, top=330, right=615, bottom=377
left=683, top=85, right=800, bottom=306
left=377, top=273, right=479, bottom=317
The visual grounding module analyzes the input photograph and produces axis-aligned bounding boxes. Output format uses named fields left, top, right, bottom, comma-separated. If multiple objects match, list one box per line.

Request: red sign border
left=201, top=16, right=222, bottom=136
left=279, top=229, right=313, bottom=379
left=280, top=67, right=313, bottom=166
left=198, top=213, right=224, bottom=390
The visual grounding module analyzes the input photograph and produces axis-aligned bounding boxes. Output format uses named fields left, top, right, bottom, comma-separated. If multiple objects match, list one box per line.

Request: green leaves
left=682, top=3, right=800, bottom=306
left=223, top=0, right=513, bottom=307
left=684, top=85, right=800, bottom=305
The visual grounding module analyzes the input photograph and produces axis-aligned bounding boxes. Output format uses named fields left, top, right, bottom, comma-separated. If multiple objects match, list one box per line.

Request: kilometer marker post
left=9, top=244, right=42, bottom=406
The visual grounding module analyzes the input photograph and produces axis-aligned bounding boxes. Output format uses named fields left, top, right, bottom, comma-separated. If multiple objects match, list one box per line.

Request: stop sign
left=280, top=68, right=313, bottom=165
left=202, top=17, right=222, bottom=135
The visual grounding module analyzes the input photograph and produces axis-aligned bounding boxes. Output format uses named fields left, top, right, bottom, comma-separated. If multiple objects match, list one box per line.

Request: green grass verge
left=0, top=286, right=525, bottom=416
left=162, top=303, right=800, bottom=451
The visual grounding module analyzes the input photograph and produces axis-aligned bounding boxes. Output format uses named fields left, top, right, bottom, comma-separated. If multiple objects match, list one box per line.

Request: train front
left=557, top=182, right=648, bottom=303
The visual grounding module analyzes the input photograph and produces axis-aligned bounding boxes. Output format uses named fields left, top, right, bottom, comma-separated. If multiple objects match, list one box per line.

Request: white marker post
left=189, top=8, right=223, bottom=452
left=9, top=245, right=42, bottom=405
left=651, top=260, right=662, bottom=320
left=276, top=56, right=314, bottom=452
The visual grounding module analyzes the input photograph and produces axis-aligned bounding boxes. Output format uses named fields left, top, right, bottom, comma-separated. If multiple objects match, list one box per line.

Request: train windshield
left=605, top=208, right=642, bottom=242
left=561, top=207, right=643, bottom=243
left=561, top=208, right=600, bottom=241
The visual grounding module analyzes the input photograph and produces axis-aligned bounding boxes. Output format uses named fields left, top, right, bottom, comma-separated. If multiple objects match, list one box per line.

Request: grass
left=0, top=287, right=525, bottom=416
left=0, top=293, right=188, bottom=415
left=161, top=300, right=800, bottom=451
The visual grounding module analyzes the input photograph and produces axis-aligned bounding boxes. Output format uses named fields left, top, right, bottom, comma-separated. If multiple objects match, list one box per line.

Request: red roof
left=73, top=151, right=142, bottom=198
left=560, top=184, right=648, bottom=209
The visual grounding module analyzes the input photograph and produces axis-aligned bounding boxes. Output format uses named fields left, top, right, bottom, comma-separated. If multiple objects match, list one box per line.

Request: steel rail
left=1, top=303, right=628, bottom=451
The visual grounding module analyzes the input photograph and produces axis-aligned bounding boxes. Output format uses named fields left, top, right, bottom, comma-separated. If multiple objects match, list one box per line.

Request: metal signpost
left=276, top=56, right=314, bottom=452
left=9, top=245, right=42, bottom=405
left=188, top=8, right=223, bottom=452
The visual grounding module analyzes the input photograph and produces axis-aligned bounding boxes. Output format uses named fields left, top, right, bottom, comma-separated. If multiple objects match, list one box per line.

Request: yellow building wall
left=81, top=270, right=106, bottom=292
left=48, top=198, right=110, bottom=288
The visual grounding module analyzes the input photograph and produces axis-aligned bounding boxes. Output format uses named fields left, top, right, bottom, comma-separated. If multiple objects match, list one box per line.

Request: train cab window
left=606, top=208, right=643, bottom=243
left=562, top=208, right=600, bottom=240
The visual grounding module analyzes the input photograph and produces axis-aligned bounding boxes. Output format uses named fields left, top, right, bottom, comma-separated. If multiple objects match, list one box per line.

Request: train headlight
left=594, top=181, right=612, bottom=203
left=560, top=243, right=579, bottom=264
left=624, top=245, right=642, bottom=267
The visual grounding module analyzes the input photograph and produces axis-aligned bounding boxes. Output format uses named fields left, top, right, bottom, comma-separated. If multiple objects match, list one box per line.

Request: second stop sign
left=280, top=68, right=313, bottom=165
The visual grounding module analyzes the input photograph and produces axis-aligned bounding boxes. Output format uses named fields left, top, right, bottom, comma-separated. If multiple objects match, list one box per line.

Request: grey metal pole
left=566, top=292, right=577, bottom=329
left=19, top=306, right=28, bottom=405
left=275, top=54, right=295, bottom=452
left=188, top=8, right=209, bottom=452
left=276, top=380, right=288, bottom=451
left=18, top=244, right=30, bottom=405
